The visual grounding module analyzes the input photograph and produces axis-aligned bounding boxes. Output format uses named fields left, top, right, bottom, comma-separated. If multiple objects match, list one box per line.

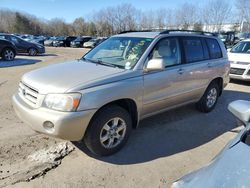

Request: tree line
left=0, top=0, right=248, bottom=37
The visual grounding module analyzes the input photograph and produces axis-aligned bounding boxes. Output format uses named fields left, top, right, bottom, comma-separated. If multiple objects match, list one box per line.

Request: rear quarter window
left=205, top=38, right=222, bottom=59
left=183, top=37, right=205, bottom=63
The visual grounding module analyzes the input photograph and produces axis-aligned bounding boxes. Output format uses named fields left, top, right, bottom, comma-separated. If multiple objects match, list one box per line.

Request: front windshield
left=57, top=36, right=65, bottom=40
left=218, top=34, right=227, bottom=39
left=89, top=39, right=97, bottom=42
left=236, top=33, right=247, bottom=39
left=231, top=41, right=250, bottom=53
left=83, top=37, right=153, bottom=69
left=75, top=36, right=82, bottom=41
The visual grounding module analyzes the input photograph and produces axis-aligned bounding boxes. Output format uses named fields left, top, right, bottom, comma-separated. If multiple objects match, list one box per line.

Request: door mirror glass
left=145, top=59, right=164, bottom=72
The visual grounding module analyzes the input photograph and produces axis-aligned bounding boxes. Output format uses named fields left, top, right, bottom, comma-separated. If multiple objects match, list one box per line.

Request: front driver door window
left=149, top=38, right=181, bottom=67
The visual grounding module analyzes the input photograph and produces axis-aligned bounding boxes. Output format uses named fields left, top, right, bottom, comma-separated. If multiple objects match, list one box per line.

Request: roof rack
left=118, top=29, right=163, bottom=34
left=160, top=29, right=217, bottom=36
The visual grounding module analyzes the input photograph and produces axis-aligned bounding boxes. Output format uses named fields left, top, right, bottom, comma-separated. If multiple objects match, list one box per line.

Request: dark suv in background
left=0, top=39, right=16, bottom=61
left=53, top=36, right=77, bottom=47
left=0, top=34, right=45, bottom=56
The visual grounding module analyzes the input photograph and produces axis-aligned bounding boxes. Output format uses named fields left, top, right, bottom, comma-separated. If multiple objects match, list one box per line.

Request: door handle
left=178, top=68, right=184, bottom=74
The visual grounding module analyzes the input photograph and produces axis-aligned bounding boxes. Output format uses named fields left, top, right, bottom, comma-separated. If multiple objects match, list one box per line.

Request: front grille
left=18, top=82, right=39, bottom=105
left=230, top=68, right=245, bottom=75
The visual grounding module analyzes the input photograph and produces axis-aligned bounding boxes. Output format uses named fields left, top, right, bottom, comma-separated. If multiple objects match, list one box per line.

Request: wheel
left=2, top=48, right=15, bottom=61
left=28, top=48, right=38, bottom=56
left=84, top=105, right=132, bottom=156
left=196, top=82, right=219, bottom=113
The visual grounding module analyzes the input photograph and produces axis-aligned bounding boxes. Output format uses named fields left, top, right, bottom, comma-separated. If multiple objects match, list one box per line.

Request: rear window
left=206, top=38, right=222, bottom=59
left=183, top=38, right=205, bottom=63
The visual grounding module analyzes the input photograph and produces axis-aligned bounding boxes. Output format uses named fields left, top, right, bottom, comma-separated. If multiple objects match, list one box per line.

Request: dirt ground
left=0, top=47, right=249, bottom=188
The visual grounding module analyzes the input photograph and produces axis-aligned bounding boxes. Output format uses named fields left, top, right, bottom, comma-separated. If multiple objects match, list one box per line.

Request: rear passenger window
left=206, top=38, right=222, bottom=59
left=183, top=38, right=205, bottom=63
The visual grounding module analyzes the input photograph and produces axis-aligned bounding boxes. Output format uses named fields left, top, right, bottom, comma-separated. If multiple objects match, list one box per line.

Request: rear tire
left=1, top=48, right=15, bottom=61
left=84, top=105, right=132, bottom=156
left=196, top=82, right=219, bottom=113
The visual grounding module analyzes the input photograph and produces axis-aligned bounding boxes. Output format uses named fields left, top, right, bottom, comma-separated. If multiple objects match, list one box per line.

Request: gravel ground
left=0, top=47, right=249, bottom=188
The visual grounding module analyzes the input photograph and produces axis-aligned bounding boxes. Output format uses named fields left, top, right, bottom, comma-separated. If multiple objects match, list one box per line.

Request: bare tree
left=72, top=17, right=86, bottom=35
left=203, top=0, right=232, bottom=32
left=0, top=9, right=16, bottom=33
left=155, top=9, right=167, bottom=29
left=175, top=3, right=199, bottom=29
left=235, top=0, right=250, bottom=31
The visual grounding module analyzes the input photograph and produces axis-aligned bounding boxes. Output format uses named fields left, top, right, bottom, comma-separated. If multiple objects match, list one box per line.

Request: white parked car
left=228, top=39, right=250, bottom=81
left=172, top=100, right=250, bottom=188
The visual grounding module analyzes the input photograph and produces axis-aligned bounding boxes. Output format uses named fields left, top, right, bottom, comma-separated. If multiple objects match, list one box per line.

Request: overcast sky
left=0, top=0, right=234, bottom=22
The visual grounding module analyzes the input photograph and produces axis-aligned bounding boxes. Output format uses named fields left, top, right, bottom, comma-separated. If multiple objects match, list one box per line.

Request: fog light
left=43, top=121, right=55, bottom=132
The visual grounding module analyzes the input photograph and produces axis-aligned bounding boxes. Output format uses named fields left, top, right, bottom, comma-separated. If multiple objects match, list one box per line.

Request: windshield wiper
left=82, top=57, right=123, bottom=69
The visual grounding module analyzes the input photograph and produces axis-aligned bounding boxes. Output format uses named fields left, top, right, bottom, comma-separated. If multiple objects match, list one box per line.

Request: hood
left=174, top=141, right=250, bottom=188
left=22, top=60, right=128, bottom=94
left=228, top=52, right=250, bottom=64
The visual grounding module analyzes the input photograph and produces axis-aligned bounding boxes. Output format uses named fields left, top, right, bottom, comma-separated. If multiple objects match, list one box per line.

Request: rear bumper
left=12, top=93, right=96, bottom=141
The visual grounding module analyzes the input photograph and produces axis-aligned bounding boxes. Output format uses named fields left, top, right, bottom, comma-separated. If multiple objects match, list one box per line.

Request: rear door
left=176, top=36, right=213, bottom=101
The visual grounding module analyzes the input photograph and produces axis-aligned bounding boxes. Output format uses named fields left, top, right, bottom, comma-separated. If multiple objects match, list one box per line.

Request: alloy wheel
left=206, top=88, right=217, bottom=108
left=99, top=117, right=127, bottom=149
left=4, top=49, right=15, bottom=61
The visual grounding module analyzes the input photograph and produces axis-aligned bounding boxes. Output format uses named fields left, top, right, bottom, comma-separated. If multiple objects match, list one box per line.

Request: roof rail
left=118, top=29, right=162, bottom=34
left=160, top=29, right=217, bottom=36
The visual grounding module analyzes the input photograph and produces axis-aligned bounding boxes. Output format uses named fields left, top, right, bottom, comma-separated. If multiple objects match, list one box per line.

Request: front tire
left=2, top=48, right=15, bottom=61
left=28, top=48, right=38, bottom=56
left=84, top=105, right=132, bottom=156
left=196, top=83, right=219, bottom=113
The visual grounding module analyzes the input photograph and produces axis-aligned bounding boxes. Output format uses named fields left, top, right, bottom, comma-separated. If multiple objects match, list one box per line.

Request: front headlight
left=43, top=93, right=81, bottom=112
left=59, top=41, right=63, bottom=43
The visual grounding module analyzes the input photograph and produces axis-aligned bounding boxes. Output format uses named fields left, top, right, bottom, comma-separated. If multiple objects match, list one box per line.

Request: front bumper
left=12, top=93, right=96, bottom=141
left=37, top=47, right=45, bottom=54
left=71, top=43, right=82, bottom=48
left=53, top=42, right=64, bottom=47
left=229, top=64, right=250, bottom=81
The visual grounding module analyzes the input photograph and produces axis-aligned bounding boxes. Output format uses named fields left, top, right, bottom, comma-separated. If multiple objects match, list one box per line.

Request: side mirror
left=228, top=100, right=250, bottom=126
left=145, top=59, right=164, bottom=72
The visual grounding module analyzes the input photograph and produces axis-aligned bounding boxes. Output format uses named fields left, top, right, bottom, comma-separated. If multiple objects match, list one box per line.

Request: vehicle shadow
left=17, top=53, right=57, bottom=57
left=73, top=89, right=250, bottom=165
left=0, top=58, right=41, bottom=68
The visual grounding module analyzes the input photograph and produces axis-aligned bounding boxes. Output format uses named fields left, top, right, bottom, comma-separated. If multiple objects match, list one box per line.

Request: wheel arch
left=87, top=98, right=139, bottom=131
left=27, top=46, right=38, bottom=53
left=209, top=77, right=223, bottom=96
left=1, top=46, right=16, bottom=56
